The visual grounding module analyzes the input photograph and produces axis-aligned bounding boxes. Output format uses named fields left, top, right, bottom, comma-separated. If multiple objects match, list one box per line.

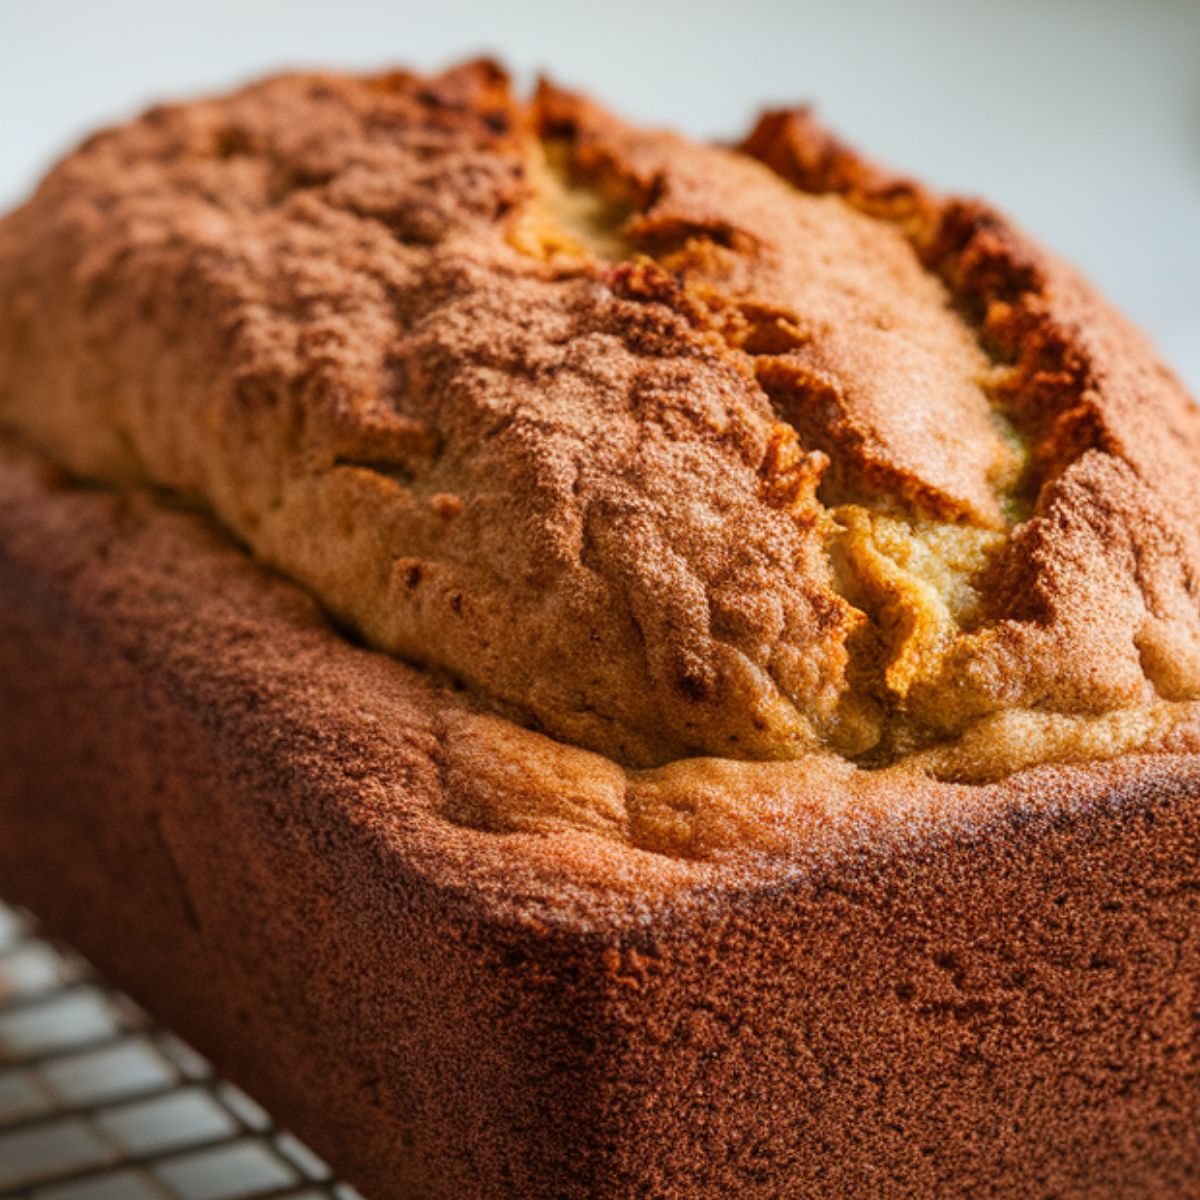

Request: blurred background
left=0, top=0, right=1197, bottom=391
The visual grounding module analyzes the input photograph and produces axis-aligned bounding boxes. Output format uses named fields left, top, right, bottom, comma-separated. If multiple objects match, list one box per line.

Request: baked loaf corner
left=5, top=434, right=1200, bottom=1199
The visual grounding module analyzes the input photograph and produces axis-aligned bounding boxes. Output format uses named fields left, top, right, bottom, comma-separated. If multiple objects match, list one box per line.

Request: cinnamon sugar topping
left=2, top=60, right=1199, bottom=798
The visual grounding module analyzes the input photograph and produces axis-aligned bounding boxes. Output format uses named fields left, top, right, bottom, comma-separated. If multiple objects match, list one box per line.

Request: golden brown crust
left=1, top=61, right=1199, bottom=802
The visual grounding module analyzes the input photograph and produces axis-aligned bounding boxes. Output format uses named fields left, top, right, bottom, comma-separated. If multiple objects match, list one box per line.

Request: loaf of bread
left=3, top=60, right=1200, bottom=1198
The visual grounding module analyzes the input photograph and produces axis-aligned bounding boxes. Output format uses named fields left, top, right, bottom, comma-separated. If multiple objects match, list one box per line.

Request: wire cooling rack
left=0, top=901, right=363, bottom=1200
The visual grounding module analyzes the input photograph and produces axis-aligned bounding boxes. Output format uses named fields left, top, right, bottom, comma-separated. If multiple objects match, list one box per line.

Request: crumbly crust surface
left=3, top=61, right=1200, bottom=844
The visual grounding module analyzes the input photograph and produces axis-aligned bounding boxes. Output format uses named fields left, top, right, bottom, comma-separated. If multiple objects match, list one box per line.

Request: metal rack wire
left=0, top=901, right=363, bottom=1200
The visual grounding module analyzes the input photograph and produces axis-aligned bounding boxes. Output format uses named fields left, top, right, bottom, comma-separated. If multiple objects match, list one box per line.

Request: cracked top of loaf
left=2, top=60, right=1200, bottom=809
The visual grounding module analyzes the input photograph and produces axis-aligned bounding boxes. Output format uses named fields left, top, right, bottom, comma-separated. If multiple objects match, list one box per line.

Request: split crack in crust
left=2, top=59, right=1200, bottom=842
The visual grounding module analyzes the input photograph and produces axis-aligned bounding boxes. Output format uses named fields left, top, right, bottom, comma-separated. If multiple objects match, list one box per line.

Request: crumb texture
left=2, top=61, right=1200, bottom=783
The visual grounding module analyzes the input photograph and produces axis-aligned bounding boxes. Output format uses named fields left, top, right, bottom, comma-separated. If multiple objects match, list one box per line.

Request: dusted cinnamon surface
left=2, top=60, right=1200, bottom=798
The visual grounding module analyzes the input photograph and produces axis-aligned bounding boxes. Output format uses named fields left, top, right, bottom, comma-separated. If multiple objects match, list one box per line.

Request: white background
left=1, top=0, right=1196, bottom=391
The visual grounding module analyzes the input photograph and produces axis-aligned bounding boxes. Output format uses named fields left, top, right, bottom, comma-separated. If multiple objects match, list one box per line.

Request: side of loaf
left=3, top=442, right=1200, bottom=1197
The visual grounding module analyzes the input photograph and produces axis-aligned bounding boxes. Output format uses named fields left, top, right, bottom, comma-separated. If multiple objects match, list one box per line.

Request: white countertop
left=1, top=0, right=1196, bottom=391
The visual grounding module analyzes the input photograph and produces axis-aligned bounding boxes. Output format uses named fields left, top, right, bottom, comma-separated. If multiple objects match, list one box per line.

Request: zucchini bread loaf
left=3, top=60, right=1200, bottom=1198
